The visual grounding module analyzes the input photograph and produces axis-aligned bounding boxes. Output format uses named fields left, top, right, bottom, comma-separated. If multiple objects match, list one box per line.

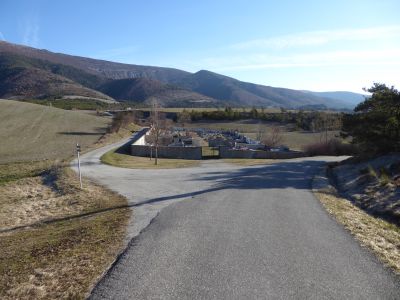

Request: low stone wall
left=219, top=147, right=304, bottom=159
left=131, top=145, right=202, bottom=160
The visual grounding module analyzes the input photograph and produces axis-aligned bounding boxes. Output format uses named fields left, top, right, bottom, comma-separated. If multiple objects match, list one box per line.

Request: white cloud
left=231, top=26, right=400, bottom=50
left=0, top=31, right=5, bottom=41
left=22, top=18, right=39, bottom=47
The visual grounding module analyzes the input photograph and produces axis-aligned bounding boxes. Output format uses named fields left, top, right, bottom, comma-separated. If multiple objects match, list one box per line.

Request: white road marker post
left=76, top=143, right=83, bottom=189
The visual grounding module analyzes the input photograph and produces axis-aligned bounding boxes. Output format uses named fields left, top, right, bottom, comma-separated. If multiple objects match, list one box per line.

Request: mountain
left=0, top=41, right=358, bottom=108
left=0, top=52, right=114, bottom=101
left=98, top=78, right=217, bottom=107
left=0, top=41, right=189, bottom=83
left=175, top=70, right=352, bottom=108
left=304, top=91, right=366, bottom=107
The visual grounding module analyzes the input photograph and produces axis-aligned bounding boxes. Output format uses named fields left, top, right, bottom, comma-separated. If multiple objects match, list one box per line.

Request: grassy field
left=183, top=120, right=340, bottom=150
left=0, top=100, right=111, bottom=163
left=0, top=100, right=133, bottom=298
left=101, top=148, right=200, bottom=169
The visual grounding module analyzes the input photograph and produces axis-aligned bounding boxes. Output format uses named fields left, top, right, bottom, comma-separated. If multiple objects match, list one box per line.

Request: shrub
left=303, top=139, right=357, bottom=156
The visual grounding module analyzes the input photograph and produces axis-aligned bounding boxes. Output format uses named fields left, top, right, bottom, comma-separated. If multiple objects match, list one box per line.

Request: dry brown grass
left=0, top=100, right=139, bottom=298
left=0, top=166, right=130, bottom=299
left=0, top=208, right=129, bottom=299
left=0, top=167, right=127, bottom=231
left=314, top=186, right=400, bottom=274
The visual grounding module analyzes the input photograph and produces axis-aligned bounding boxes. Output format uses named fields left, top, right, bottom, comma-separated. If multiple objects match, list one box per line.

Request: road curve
left=74, top=140, right=400, bottom=299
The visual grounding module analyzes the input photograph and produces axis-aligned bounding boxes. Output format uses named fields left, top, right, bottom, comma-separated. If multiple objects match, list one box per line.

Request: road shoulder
left=312, top=166, right=400, bottom=275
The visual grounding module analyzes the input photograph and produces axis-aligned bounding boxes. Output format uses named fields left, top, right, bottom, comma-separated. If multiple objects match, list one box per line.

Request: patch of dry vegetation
left=0, top=166, right=127, bottom=230
left=0, top=103, right=138, bottom=298
left=0, top=208, right=129, bottom=299
left=0, top=164, right=130, bottom=299
left=303, top=139, right=356, bottom=156
left=313, top=171, right=400, bottom=274
left=314, top=155, right=400, bottom=274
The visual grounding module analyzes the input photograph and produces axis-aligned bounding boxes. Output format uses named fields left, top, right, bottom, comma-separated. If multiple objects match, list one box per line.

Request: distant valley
left=0, top=41, right=364, bottom=109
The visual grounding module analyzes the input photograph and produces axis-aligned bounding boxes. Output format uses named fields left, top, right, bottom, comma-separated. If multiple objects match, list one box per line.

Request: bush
left=108, top=111, right=138, bottom=133
left=303, top=139, right=357, bottom=156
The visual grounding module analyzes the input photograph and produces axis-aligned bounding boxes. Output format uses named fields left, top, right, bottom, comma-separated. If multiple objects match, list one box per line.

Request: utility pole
left=76, top=143, right=82, bottom=189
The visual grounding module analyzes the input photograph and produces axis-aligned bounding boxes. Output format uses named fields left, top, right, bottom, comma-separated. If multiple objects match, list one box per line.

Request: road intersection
left=74, top=140, right=400, bottom=299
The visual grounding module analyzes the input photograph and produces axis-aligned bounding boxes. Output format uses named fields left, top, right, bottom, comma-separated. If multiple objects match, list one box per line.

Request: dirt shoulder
left=312, top=163, right=400, bottom=275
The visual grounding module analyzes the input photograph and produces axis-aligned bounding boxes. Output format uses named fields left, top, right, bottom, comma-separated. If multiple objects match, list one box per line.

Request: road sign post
left=76, top=143, right=82, bottom=189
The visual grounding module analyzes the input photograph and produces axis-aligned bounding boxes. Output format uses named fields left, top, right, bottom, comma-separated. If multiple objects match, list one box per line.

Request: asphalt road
left=75, top=140, right=400, bottom=299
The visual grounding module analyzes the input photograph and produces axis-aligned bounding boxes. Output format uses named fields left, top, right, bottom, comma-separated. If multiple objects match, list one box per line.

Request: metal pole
left=77, top=143, right=83, bottom=189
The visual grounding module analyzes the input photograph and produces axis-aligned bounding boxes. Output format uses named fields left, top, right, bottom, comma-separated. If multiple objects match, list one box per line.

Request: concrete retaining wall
left=131, top=128, right=149, bottom=145
left=219, top=147, right=304, bottom=159
left=131, top=145, right=202, bottom=160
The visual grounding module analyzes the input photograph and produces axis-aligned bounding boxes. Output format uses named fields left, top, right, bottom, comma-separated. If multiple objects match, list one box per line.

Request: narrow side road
left=73, top=141, right=400, bottom=299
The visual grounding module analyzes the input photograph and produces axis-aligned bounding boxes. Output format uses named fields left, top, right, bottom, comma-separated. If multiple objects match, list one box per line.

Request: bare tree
left=262, top=126, right=283, bottom=148
left=316, top=113, right=342, bottom=144
left=256, top=122, right=265, bottom=141
left=148, top=99, right=166, bottom=165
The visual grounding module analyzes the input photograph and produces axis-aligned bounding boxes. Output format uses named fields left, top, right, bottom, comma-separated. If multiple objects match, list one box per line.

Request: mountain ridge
left=0, top=41, right=362, bottom=109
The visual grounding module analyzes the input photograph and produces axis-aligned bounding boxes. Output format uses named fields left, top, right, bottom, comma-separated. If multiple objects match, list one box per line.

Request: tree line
left=181, top=107, right=343, bottom=132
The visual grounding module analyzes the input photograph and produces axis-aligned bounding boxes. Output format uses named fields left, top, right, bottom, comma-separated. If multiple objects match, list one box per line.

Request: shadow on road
left=4, top=159, right=327, bottom=234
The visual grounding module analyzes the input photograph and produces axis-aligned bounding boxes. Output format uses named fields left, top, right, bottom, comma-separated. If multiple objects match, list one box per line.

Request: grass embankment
left=0, top=100, right=110, bottom=163
left=0, top=100, right=134, bottom=298
left=313, top=172, right=400, bottom=274
left=0, top=164, right=130, bottom=299
left=101, top=148, right=200, bottom=169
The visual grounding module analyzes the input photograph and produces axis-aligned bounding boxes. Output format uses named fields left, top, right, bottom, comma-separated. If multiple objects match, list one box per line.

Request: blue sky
left=1, top=0, right=399, bottom=93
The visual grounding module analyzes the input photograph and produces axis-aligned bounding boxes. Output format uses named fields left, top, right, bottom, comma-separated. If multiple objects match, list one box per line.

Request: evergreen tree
left=342, top=83, right=400, bottom=153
